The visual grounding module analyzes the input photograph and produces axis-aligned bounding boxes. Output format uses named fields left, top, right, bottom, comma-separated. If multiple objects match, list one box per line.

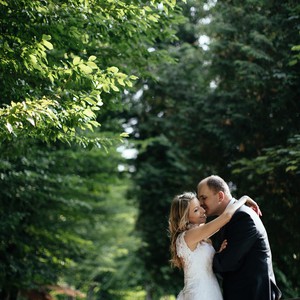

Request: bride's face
left=188, top=198, right=207, bottom=225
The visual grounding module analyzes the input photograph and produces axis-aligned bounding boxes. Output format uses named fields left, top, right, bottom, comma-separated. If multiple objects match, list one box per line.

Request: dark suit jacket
left=212, top=205, right=282, bottom=300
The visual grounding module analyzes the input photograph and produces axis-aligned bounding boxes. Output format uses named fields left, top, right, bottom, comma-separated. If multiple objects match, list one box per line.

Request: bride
left=168, top=192, right=259, bottom=300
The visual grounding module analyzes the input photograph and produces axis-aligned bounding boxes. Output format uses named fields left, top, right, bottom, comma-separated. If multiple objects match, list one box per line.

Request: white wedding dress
left=176, top=232, right=223, bottom=300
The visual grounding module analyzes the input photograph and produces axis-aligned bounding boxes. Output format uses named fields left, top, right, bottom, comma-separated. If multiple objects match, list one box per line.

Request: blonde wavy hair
left=168, top=192, right=196, bottom=269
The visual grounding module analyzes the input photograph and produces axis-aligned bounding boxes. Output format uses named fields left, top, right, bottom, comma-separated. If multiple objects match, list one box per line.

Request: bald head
left=197, top=175, right=232, bottom=216
left=197, top=175, right=232, bottom=198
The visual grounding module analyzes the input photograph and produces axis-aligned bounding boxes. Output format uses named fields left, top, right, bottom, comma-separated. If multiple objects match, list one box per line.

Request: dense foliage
left=129, top=0, right=300, bottom=298
left=1, top=0, right=299, bottom=299
left=0, top=0, right=182, bottom=146
left=0, top=0, right=184, bottom=299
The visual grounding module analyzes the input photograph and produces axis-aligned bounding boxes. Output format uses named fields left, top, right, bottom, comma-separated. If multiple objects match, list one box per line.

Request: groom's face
left=198, top=183, right=220, bottom=216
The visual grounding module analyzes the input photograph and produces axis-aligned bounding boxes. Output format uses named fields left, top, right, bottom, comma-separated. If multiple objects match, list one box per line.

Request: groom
left=197, top=175, right=281, bottom=300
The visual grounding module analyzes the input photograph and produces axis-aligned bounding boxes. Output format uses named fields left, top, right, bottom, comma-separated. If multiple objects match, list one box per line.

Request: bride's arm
left=242, top=195, right=262, bottom=216
left=184, top=196, right=251, bottom=249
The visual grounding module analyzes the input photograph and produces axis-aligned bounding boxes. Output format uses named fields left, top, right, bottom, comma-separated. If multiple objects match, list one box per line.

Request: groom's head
left=197, top=175, right=232, bottom=216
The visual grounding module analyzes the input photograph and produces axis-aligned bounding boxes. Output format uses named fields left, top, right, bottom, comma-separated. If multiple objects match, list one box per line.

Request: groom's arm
left=213, top=209, right=257, bottom=273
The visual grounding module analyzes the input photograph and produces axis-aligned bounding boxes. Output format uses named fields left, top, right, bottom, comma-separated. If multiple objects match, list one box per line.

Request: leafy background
left=0, top=0, right=299, bottom=299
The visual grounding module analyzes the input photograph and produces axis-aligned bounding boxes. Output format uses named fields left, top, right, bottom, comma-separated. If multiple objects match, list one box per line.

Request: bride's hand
left=218, top=239, right=228, bottom=253
left=240, top=195, right=262, bottom=217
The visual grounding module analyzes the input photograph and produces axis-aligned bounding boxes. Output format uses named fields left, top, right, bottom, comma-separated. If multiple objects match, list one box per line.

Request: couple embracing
left=169, top=175, right=282, bottom=300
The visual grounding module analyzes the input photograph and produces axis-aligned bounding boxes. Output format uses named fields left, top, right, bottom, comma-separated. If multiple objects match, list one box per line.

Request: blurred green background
left=0, top=0, right=299, bottom=299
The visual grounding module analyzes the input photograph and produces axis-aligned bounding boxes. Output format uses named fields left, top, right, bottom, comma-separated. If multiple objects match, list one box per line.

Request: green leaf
left=42, top=34, right=51, bottom=41
left=88, top=55, right=97, bottom=61
left=79, top=64, right=93, bottom=74
left=29, top=54, right=37, bottom=64
left=286, top=165, right=298, bottom=172
left=291, top=45, right=300, bottom=51
left=102, top=84, right=110, bottom=93
left=117, top=78, right=125, bottom=86
left=86, top=61, right=98, bottom=69
left=42, top=40, right=53, bottom=50
left=83, top=109, right=95, bottom=118
left=107, top=66, right=119, bottom=73
left=26, top=117, right=35, bottom=126
left=120, top=132, right=129, bottom=138
left=111, top=84, right=119, bottom=92
left=5, top=122, right=13, bottom=133
left=73, top=56, right=81, bottom=65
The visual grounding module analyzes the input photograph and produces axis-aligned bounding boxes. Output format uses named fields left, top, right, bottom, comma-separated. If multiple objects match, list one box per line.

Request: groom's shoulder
left=237, top=202, right=258, bottom=215
left=230, top=205, right=257, bottom=223
left=231, top=205, right=264, bottom=230
left=233, top=204, right=251, bottom=215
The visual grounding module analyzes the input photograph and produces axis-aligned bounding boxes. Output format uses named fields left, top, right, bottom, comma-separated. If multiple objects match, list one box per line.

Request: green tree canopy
left=0, top=0, right=182, bottom=147
left=128, top=0, right=300, bottom=298
left=0, top=0, right=185, bottom=299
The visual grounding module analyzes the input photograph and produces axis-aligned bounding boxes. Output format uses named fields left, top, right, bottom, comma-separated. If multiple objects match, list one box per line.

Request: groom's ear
left=218, top=191, right=225, bottom=203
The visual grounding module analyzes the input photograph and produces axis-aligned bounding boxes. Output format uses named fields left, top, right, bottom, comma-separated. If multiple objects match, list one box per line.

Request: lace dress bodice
left=176, top=232, right=223, bottom=300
